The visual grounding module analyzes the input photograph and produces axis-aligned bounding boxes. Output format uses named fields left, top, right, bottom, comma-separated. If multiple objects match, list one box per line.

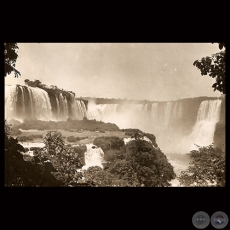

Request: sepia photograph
left=4, top=43, right=226, bottom=187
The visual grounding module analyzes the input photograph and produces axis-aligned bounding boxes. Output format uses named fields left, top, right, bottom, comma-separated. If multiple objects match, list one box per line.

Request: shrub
left=67, top=136, right=77, bottom=142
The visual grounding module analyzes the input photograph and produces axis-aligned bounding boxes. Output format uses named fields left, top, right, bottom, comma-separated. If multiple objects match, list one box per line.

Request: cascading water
left=188, top=99, right=222, bottom=150
left=82, top=144, right=104, bottom=170
left=164, top=102, right=173, bottom=127
left=86, top=101, right=181, bottom=134
left=86, top=102, right=118, bottom=123
left=5, top=85, right=53, bottom=121
left=86, top=101, right=174, bottom=133
left=5, top=84, right=223, bottom=155
left=76, top=100, right=87, bottom=118
left=5, top=84, right=87, bottom=121
left=85, top=98, right=223, bottom=154
left=57, top=93, right=68, bottom=120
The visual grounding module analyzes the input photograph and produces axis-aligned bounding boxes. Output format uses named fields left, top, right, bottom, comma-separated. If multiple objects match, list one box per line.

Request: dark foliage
left=5, top=133, right=62, bottom=187
left=93, top=136, right=125, bottom=151
left=87, top=136, right=176, bottom=187
left=178, top=145, right=225, bottom=187
left=193, top=43, right=226, bottom=94
left=4, top=43, right=21, bottom=78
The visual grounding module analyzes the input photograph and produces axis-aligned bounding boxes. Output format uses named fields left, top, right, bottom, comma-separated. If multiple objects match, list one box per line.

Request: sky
left=4, top=43, right=222, bottom=101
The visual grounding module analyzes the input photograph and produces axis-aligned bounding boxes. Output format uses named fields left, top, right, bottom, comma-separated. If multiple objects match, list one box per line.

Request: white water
left=76, top=100, right=87, bottom=118
left=188, top=99, right=222, bottom=151
left=5, top=85, right=53, bottom=121
left=86, top=103, right=118, bottom=122
left=5, top=84, right=223, bottom=156
left=29, top=87, right=53, bottom=120
left=86, top=99, right=222, bottom=154
left=56, top=93, right=68, bottom=120
left=82, top=144, right=105, bottom=170
left=86, top=101, right=181, bottom=134
left=5, top=84, right=88, bottom=121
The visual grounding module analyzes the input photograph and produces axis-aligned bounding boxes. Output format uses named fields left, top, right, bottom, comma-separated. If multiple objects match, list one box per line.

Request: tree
left=193, top=43, right=226, bottom=94
left=178, top=144, right=225, bottom=187
left=106, top=159, right=140, bottom=186
left=24, top=79, right=30, bottom=85
left=92, top=136, right=176, bottom=187
left=4, top=43, right=21, bottom=78
left=124, top=140, right=176, bottom=187
left=4, top=119, right=61, bottom=187
left=82, top=165, right=140, bottom=187
left=33, top=79, right=42, bottom=87
left=43, top=131, right=65, bottom=156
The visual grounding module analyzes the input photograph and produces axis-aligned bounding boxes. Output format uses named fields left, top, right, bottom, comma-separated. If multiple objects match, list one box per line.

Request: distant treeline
left=78, top=97, right=150, bottom=104
left=78, top=96, right=221, bottom=105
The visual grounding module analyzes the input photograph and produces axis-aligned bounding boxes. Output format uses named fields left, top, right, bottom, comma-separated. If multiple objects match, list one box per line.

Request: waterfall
left=75, top=100, right=87, bottom=118
left=82, top=144, right=104, bottom=170
left=5, top=84, right=88, bottom=121
left=68, top=94, right=87, bottom=120
left=189, top=99, right=222, bottom=150
left=85, top=99, right=223, bottom=154
left=55, top=93, right=87, bottom=120
left=5, top=84, right=223, bottom=155
left=173, top=101, right=182, bottom=120
left=164, top=102, right=173, bottom=127
left=86, top=101, right=181, bottom=133
left=5, top=85, right=53, bottom=121
left=86, top=103, right=118, bottom=122
left=57, top=93, right=68, bottom=120
left=55, top=95, right=60, bottom=119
